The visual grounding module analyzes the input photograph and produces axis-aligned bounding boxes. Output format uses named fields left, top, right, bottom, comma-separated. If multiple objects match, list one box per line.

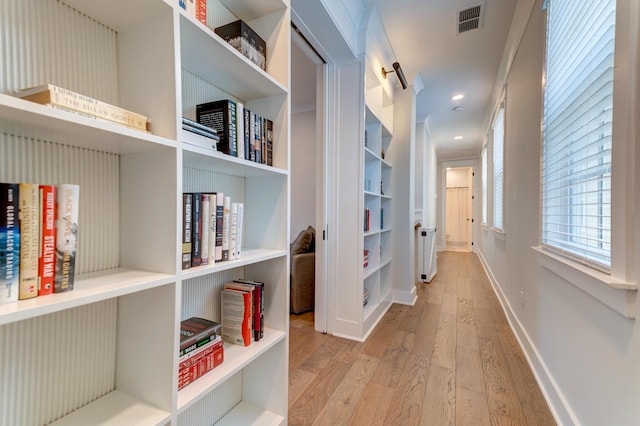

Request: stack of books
left=221, top=279, right=265, bottom=346
left=182, top=117, right=220, bottom=151
left=13, top=84, right=151, bottom=133
left=363, top=249, right=369, bottom=268
left=363, top=289, right=369, bottom=307
left=178, top=317, right=224, bottom=390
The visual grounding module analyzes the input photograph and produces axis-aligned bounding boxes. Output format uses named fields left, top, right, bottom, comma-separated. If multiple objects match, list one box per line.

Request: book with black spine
left=221, top=196, right=231, bottom=261
left=179, top=316, right=222, bottom=354
left=243, top=107, right=251, bottom=160
left=215, top=192, right=224, bottom=262
left=266, top=118, right=274, bottom=166
left=191, top=192, right=202, bottom=267
left=196, top=99, right=237, bottom=156
left=236, top=102, right=245, bottom=160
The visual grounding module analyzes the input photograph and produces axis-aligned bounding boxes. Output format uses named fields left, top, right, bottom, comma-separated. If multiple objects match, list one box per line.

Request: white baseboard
left=476, top=251, right=579, bottom=426
left=392, top=286, right=417, bottom=306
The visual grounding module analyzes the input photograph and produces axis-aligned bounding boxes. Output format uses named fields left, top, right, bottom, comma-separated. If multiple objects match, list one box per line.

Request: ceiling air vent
left=458, top=4, right=484, bottom=34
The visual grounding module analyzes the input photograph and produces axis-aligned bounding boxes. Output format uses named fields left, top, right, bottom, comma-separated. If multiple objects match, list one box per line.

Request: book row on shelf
left=11, top=83, right=151, bottom=133
left=196, top=100, right=274, bottom=166
left=182, top=192, right=244, bottom=270
left=1, top=183, right=79, bottom=304
left=363, top=207, right=385, bottom=232
left=178, top=277, right=265, bottom=390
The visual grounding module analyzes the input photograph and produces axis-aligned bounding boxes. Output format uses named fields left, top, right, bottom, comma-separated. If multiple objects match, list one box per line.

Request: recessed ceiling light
left=452, top=94, right=464, bottom=101
left=454, top=136, right=463, bottom=140
left=452, top=106, right=464, bottom=112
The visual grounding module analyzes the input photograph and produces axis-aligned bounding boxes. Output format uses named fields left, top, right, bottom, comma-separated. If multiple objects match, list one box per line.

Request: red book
left=38, top=185, right=57, bottom=296
left=178, top=342, right=224, bottom=390
left=195, top=0, right=206, bottom=25
left=234, top=279, right=264, bottom=341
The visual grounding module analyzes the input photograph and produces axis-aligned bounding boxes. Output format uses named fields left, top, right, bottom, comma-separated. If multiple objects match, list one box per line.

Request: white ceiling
left=292, top=0, right=518, bottom=160
left=364, top=0, right=517, bottom=159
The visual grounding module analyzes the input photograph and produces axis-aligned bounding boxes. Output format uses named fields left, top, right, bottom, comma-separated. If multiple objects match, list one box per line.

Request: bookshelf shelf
left=48, top=390, right=170, bottom=426
left=218, top=0, right=287, bottom=22
left=182, top=147, right=288, bottom=178
left=0, top=0, right=289, bottom=424
left=217, top=401, right=285, bottom=426
left=179, top=249, right=287, bottom=280
left=0, top=269, right=174, bottom=326
left=0, top=94, right=176, bottom=154
left=180, top=15, right=287, bottom=101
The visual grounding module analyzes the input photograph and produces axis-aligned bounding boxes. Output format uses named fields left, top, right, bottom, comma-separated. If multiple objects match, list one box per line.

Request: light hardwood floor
left=288, top=251, right=556, bottom=425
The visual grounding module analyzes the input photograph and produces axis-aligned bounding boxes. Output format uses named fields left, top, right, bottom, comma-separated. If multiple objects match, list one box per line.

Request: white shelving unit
left=333, top=59, right=394, bottom=342
left=0, top=0, right=290, bottom=425
left=362, top=62, right=394, bottom=335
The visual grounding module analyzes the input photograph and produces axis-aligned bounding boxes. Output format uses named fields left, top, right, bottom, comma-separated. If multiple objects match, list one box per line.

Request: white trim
left=392, top=286, right=417, bottom=306
left=533, top=246, right=637, bottom=318
left=477, top=251, right=580, bottom=426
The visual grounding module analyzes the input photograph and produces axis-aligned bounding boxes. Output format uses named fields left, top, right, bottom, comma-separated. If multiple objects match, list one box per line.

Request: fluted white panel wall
left=0, top=300, right=117, bottom=426
left=178, top=372, right=242, bottom=426
left=1, top=2, right=125, bottom=425
left=182, top=69, right=243, bottom=121
left=0, top=134, right=120, bottom=274
left=0, top=0, right=118, bottom=101
left=182, top=269, right=241, bottom=323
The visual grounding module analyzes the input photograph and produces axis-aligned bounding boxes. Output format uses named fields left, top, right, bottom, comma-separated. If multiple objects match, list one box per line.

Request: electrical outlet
left=519, top=290, right=525, bottom=309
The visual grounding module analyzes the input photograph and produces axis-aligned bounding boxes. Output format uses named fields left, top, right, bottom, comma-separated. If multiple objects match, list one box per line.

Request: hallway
left=288, top=251, right=556, bottom=425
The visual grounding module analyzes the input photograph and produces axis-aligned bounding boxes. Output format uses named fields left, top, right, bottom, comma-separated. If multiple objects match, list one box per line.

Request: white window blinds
left=493, top=106, right=504, bottom=230
left=541, top=0, right=615, bottom=269
left=482, top=145, right=488, bottom=225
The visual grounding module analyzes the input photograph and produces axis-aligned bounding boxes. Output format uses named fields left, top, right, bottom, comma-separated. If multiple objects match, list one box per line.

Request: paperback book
left=18, top=183, right=39, bottom=299
left=1, top=183, right=20, bottom=304
left=38, top=185, right=56, bottom=295
left=54, top=184, right=79, bottom=293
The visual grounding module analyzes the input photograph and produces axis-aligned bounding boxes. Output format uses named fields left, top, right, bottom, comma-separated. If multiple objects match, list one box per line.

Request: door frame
left=440, top=159, right=479, bottom=252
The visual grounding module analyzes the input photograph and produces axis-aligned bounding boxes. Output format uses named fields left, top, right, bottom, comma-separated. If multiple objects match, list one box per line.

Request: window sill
left=532, top=246, right=637, bottom=319
left=492, top=227, right=506, bottom=242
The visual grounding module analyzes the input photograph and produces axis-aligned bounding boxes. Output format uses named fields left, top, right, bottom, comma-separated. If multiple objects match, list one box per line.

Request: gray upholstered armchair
left=290, top=226, right=315, bottom=314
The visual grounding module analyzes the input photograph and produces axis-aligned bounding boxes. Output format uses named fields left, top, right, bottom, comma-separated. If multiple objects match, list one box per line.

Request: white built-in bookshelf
left=0, top=0, right=290, bottom=425
left=333, top=59, right=394, bottom=342
left=362, top=61, right=394, bottom=335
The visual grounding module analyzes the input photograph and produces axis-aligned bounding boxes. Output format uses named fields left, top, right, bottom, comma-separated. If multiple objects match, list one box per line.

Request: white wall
left=478, top=1, right=640, bottom=425
left=290, top=110, right=316, bottom=240
left=424, top=125, right=437, bottom=228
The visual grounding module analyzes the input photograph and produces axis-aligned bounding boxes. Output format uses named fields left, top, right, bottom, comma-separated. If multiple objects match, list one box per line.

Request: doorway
left=445, top=166, right=473, bottom=252
left=290, top=25, right=328, bottom=332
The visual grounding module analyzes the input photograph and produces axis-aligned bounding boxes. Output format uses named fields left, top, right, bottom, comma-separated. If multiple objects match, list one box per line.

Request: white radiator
left=418, top=227, right=437, bottom=282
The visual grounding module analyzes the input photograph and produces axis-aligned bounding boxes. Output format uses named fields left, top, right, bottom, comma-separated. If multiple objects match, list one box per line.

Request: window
left=541, top=0, right=615, bottom=270
left=481, top=144, right=488, bottom=225
left=492, top=105, right=505, bottom=231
